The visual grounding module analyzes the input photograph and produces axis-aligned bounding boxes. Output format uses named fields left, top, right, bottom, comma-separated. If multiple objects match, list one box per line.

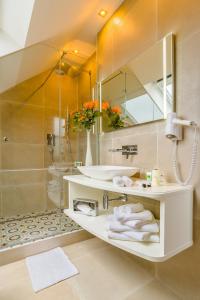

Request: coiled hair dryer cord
left=172, top=126, right=199, bottom=185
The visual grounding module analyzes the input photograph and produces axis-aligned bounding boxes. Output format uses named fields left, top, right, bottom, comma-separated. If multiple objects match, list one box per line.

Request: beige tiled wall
left=97, top=0, right=200, bottom=298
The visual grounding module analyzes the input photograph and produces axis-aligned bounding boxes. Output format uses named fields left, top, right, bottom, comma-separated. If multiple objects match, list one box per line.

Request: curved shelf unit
left=63, top=175, right=193, bottom=262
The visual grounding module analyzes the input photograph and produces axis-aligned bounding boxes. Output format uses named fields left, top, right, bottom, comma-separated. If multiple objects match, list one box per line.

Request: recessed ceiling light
left=98, top=9, right=107, bottom=17
left=113, top=17, right=122, bottom=26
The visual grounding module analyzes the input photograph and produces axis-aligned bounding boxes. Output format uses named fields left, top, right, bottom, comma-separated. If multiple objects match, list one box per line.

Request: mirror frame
left=99, top=33, right=175, bottom=133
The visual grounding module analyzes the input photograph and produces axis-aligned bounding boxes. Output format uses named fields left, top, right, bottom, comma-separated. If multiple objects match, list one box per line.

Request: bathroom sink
left=77, top=165, right=139, bottom=181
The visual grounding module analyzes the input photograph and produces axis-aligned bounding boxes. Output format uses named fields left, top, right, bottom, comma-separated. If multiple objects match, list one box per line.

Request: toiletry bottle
left=146, top=171, right=152, bottom=184
left=151, top=168, right=160, bottom=186
left=159, top=172, right=167, bottom=186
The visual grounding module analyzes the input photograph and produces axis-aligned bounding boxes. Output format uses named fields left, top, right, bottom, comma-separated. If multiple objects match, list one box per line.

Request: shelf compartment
left=63, top=175, right=193, bottom=262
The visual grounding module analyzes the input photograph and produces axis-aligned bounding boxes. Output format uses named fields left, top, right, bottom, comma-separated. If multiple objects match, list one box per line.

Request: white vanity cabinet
left=63, top=175, right=193, bottom=262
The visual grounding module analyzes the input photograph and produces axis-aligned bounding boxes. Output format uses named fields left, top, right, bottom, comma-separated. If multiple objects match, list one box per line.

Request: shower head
left=55, top=68, right=65, bottom=76
left=55, top=60, right=71, bottom=76
left=54, top=50, right=92, bottom=77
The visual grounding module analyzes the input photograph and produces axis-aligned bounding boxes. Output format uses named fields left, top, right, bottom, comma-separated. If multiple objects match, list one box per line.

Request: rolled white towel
left=114, top=203, right=144, bottom=215
left=113, top=203, right=144, bottom=221
left=122, top=176, right=133, bottom=187
left=116, top=210, right=154, bottom=223
left=113, top=176, right=125, bottom=187
left=108, top=231, right=160, bottom=243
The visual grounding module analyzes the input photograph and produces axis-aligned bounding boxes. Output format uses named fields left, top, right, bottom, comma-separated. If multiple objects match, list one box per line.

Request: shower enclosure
left=0, top=44, right=98, bottom=250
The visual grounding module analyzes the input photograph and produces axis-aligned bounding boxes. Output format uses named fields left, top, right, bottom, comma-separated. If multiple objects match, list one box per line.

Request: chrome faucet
left=109, top=145, right=138, bottom=159
left=103, top=191, right=128, bottom=209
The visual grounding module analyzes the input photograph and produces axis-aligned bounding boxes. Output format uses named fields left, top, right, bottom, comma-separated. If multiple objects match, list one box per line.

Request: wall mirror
left=100, top=33, right=174, bottom=132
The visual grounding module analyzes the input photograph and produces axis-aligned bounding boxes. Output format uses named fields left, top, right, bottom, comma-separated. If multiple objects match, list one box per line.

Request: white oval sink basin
left=77, top=165, right=139, bottom=181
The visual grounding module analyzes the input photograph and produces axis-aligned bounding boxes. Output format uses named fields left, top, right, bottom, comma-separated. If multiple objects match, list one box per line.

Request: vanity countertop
left=63, top=175, right=193, bottom=200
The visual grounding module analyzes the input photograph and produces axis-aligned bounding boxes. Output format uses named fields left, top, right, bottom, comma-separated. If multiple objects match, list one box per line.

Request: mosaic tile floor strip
left=0, top=209, right=81, bottom=250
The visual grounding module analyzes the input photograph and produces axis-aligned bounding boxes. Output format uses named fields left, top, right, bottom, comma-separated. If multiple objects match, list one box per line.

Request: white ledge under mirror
left=63, top=175, right=193, bottom=262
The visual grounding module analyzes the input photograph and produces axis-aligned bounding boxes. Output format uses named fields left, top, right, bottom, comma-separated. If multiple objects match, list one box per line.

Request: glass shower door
left=0, top=44, right=77, bottom=250
left=0, top=43, right=98, bottom=250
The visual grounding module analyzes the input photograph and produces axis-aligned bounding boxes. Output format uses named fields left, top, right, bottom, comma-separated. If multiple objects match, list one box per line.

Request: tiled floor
left=0, top=209, right=81, bottom=249
left=0, top=238, right=179, bottom=300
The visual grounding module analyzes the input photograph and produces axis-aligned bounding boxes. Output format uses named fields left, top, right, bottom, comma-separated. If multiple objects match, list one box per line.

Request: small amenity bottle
left=151, top=168, right=160, bottom=186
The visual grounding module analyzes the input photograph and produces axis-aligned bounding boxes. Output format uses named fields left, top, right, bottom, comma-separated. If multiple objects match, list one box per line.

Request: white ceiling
left=0, top=0, right=35, bottom=54
left=0, top=0, right=123, bottom=93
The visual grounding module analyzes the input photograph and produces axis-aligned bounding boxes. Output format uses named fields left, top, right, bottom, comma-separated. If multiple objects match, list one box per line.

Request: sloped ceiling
left=0, top=0, right=123, bottom=93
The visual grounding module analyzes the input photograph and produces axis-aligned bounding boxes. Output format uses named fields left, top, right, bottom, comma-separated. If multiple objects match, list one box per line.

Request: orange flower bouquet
left=71, top=100, right=101, bottom=166
left=102, top=101, right=125, bottom=129
left=71, top=100, right=101, bottom=131
left=71, top=100, right=125, bottom=131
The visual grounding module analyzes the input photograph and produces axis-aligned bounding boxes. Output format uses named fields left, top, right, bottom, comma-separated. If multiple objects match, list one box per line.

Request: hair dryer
left=165, top=112, right=198, bottom=185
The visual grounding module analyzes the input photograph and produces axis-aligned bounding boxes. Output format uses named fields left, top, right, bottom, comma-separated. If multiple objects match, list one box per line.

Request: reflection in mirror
left=101, top=33, right=174, bottom=132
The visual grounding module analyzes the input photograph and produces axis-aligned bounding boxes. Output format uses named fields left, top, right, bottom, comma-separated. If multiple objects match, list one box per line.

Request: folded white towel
left=107, top=221, right=132, bottom=232
left=113, top=176, right=125, bottom=187
left=137, top=222, right=159, bottom=233
left=107, top=220, right=159, bottom=233
left=107, top=203, right=159, bottom=243
left=123, top=219, right=153, bottom=229
left=122, top=176, right=133, bottom=187
left=108, top=231, right=159, bottom=243
left=115, top=210, right=154, bottom=223
left=124, top=231, right=151, bottom=241
left=108, top=231, right=150, bottom=241
left=148, top=234, right=160, bottom=243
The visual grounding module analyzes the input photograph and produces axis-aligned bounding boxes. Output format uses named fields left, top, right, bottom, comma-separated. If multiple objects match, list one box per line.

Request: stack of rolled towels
left=107, top=203, right=160, bottom=242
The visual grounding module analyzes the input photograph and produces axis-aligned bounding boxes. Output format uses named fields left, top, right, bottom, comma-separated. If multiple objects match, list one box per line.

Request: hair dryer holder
left=165, top=112, right=197, bottom=141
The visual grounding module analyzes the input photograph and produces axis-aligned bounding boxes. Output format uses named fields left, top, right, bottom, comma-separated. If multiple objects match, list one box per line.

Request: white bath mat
left=26, top=247, right=79, bottom=292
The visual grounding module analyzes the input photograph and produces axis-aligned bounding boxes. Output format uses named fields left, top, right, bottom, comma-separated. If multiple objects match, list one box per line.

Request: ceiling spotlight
left=113, top=17, right=123, bottom=26
left=98, top=9, right=107, bottom=17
